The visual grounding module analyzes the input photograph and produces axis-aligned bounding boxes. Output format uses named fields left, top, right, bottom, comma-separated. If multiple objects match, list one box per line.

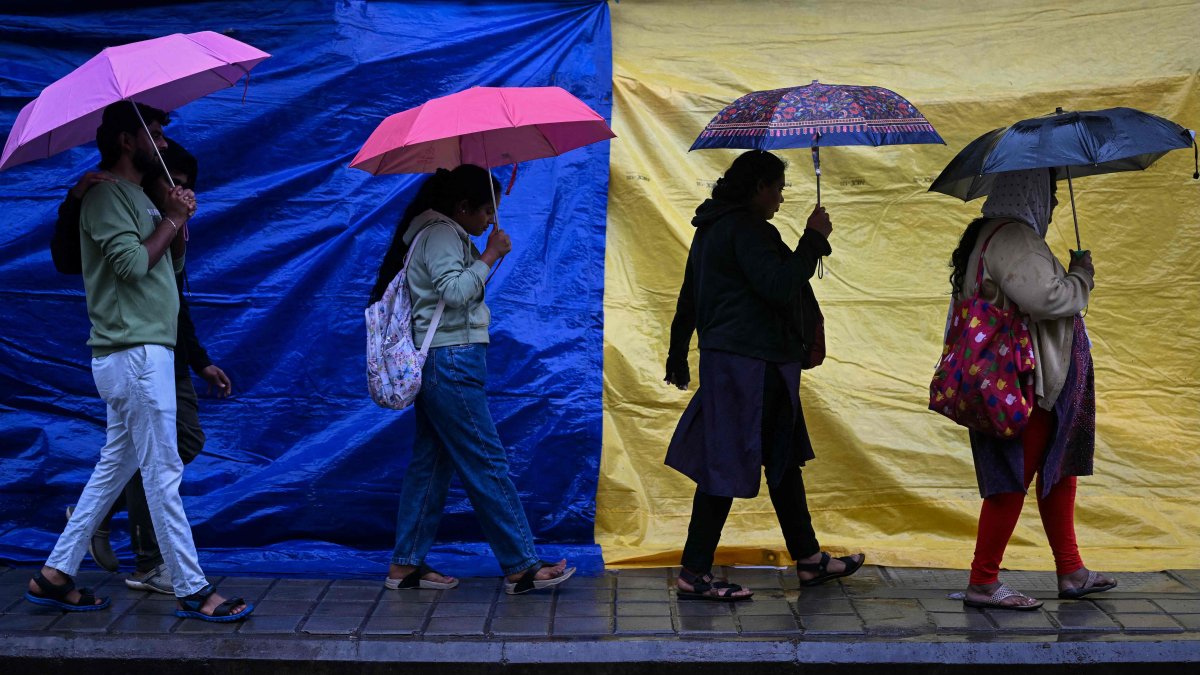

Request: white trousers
left=45, top=345, right=207, bottom=597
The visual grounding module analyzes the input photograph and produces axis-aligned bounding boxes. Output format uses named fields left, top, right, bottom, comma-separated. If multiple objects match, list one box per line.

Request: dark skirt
left=970, top=315, right=1096, bottom=499
left=665, top=349, right=815, bottom=498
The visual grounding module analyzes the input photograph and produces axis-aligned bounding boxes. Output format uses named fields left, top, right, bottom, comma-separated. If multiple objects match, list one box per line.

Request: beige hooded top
left=954, top=170, right=1094, bottom=410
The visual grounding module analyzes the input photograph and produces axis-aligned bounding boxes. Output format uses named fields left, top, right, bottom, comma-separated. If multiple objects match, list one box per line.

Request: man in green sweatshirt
left=26, top=102, right=248, bottom=621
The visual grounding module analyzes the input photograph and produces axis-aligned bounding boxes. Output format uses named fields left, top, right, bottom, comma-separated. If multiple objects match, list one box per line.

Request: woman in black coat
left=664, top=150, right=865, bottom=600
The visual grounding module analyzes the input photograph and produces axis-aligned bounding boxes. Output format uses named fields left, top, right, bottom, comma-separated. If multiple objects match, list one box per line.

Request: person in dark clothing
left=664, top=150, right=865, bottom=601
left=50, top=140, right=231, bottom=594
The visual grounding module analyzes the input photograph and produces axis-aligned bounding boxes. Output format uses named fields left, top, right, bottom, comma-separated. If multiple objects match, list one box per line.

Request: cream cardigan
left=955, top=219, right=1094, bottom=409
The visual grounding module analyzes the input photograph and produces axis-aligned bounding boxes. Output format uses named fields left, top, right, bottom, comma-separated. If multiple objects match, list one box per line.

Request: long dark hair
left=949, top=217, right=990, bottom=295
left=712, top=150, right=786, bottom=203
left=369, top=164, right=500, bottom=303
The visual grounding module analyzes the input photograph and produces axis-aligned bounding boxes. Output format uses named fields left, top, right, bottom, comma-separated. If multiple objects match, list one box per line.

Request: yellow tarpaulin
left=599, top=0, right=1200, bottom=571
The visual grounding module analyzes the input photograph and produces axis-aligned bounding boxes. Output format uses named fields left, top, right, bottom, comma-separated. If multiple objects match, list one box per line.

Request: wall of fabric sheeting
left=0, top=0, right=611, bottom=576
left=598, top=0, right=1200, bottom=571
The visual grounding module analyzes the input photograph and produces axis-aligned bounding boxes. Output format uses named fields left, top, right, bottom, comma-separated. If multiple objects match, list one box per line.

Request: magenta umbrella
left=349, top=86, right=614, bottom=175
left=0, top=31, right=270, bottom=174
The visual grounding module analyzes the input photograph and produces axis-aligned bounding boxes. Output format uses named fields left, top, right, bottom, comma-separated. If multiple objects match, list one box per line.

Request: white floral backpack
left=365, top=227, right=446, bottom=410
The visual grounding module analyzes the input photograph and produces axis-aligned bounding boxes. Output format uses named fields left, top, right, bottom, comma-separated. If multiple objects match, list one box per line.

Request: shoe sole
left=126, top=577, right=174, bottom=595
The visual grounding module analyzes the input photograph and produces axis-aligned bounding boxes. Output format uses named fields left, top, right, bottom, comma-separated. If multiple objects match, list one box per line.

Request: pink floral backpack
left=929, top=223, right=1036, bottom=438
left=365, top=227, right=446, bottom=410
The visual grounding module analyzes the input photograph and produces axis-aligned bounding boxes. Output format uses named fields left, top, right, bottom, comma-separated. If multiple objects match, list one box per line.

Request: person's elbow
left=108, top=247, right=150, bottom=281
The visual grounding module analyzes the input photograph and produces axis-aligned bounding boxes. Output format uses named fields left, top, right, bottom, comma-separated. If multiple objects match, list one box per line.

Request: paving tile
left=362, top=614, right=425, bottom=636
left=676, top=614, right=739, bottom=634
left=1110, top=614, right=1185, bottom=633
left=251, top=599, right=315, bottom=616
left=4, top=599, right=74, bottom=616
left=618, top=568, right=669, bottom=578
left=616, top=602, right=671, bottom=617
left=238, top=615, right=304, bottom=634
left=799, top=614, right=865, bottom=635
left=371, top=601, right=431, bottom=618
left=919, top=597, right=969, bottom=613
left=423, top=615, right=487, bottom=636
left=614, top=616, right=674, bottom=635
left=674, top=601, right=732, bottom=617
left=1169, top=570, right=1200, bottom=590
left=554, top=600, right=613, bottom=617
left=1092, top=599, right=1160, bottom=613
left=312, top=601, right=373, bottom=617
left=796, top=584, right=848, bottom=599
left=985, top=609, right=1059, bottom=633
left=555, top=587, right=613, bottom=604
left=736, top=614, right=801, bottom=635
left=265, top=580, right=327, bottom=601
left=734, top=600, right=793, bottom=616
left=301, top=615, right=362, bottom=636
left=793, top=597, right=855, bottom=615
left=852, top=598, right=925, bottom=618
left=432, top=602, right=490, bottom=618
left=1169, top=614, right=1200, bottom=631
left=1051, top=610, right=1120, bottom=632
left=552, top=615, right=613, bottom=636
left=1153, top=598, right=1200, bottom=614
left=617, top=576, right=668, bottom=590
left=51, top=610, right=121, bottom=633
left=380, top=588, right=441, bottom=603
left=489, top=615, right=551, bottom=636
left=493, top=602, right=551, bottom=618
left=176, top=618, right=241, bottom=634
left=931, top=611, right=994, bottom=632
left=438, top=585, right=497, bottom=603
left=110, top=614, right=179, bottom=633
left=617, top=588, right=671, bottom=602
left=565, top=575, right=614, bottom=589
left=322, top=584, right=381, bottom=602
left=0, top=613, right=59, bottom=631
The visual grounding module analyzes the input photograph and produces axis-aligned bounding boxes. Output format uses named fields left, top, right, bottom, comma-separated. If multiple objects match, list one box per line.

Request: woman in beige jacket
left=948, top=169, right=1116, bottom=610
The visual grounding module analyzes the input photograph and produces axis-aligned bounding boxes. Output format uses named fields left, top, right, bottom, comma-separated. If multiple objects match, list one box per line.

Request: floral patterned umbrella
left=691, top=80, right=943, bottom=203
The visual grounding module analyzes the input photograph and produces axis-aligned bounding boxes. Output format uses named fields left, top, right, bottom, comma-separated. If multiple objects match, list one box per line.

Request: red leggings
left=969, top=406, right=1084, bottom=585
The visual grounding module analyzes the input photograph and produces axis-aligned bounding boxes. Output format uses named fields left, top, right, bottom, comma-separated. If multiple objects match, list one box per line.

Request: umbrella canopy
left=0, top=31, right=270, bottom=172
left=349, top=86, right=614, bottom=175
left=928, top=107, right=1196, bottom=201
left=690, top=80, right=943, bottom=151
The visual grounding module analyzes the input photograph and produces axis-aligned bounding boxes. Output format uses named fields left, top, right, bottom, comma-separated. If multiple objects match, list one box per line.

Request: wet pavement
left=1, top=563, right=1198, bottom=672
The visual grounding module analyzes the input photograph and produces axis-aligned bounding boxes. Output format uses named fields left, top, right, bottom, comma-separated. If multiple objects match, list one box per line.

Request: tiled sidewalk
left=2, top=564, right=1199, bottom=668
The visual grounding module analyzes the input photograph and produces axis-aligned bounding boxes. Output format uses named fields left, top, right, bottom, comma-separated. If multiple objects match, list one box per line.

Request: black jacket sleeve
left=176, top=277, right=213, bottom=374
left=734, top=222, right=832, bottom=309
left=665, top=248, right=696, bottom=386
left=50, top=195, right=84, bottom=275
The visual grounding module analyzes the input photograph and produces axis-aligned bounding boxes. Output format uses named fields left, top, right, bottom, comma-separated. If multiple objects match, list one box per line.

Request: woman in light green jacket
left=368, top=165, right=574, bottom=595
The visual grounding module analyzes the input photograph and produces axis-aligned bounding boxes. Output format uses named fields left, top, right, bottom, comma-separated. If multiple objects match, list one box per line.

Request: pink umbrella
left=0, top=31, right=270, bottom=173
left=349, top=86, right=614, bottom=175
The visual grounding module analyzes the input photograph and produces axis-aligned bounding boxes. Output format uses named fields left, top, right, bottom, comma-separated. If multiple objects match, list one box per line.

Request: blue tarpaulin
left=0, top=1, right=611, bottom=577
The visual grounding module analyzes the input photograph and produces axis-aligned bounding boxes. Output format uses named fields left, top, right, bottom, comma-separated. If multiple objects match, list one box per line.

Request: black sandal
left=24, top=571, right=110, bottom=612
left=504, top=560, right=576, bottom=595
left=676, top=568, right=753, bottom=602
left=796, top=552, right=865, bottom=587
left=174, top=583, right=253, bottom=622
left=385, top=564, right=459, bottom=590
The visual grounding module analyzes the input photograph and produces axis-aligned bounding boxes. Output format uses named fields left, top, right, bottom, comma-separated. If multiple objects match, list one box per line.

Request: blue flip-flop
left=24, top=571, right=110, bottom=612
left=175, top=583, right=254, bottom=622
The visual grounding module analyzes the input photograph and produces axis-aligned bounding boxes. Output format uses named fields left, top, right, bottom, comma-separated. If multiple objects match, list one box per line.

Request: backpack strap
left=404, top=223, right=452, bottom=356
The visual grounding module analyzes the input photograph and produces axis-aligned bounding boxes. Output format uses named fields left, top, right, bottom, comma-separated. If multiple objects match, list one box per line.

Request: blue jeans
left=390, top=344, right=539, bottom=576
